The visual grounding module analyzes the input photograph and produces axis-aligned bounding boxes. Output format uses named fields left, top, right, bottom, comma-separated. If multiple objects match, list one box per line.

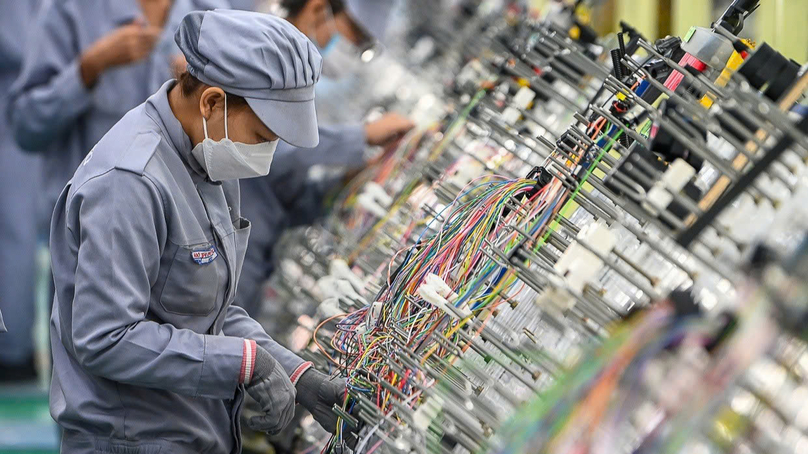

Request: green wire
left=532, top=126, right=625, bottom=254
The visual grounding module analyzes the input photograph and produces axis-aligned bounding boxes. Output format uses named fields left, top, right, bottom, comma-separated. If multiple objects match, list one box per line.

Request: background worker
left=0, top=0, right=42, bottom=381
left=237, top=0, right=414, bottom=317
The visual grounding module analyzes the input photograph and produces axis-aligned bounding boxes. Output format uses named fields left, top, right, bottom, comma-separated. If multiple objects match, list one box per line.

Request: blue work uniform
left=8, top=0, right=229, bottom=227
left=234, top=0, right=401, bottom=317
left=49, top=81, right=306, bottom=453
left=228, top=0, right=258, bottom=10
left=0, top=0, right=43, bottom=366
left=236, top=124, right=366, bottom=316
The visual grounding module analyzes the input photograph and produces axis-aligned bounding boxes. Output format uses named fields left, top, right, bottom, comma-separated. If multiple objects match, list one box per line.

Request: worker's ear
left=199, top=87, right=226, bottom=120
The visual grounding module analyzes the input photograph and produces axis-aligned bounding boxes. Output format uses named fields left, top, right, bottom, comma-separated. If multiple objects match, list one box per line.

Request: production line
left=252, top=2, right=808, bottom=453
left=1, top=1, right=807, bottom=454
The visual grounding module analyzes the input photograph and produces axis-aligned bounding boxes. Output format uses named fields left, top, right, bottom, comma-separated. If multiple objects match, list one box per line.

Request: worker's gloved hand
left=364, top=113, right=415, bottom=148
left=295, top=368, right=348, bottom=434
left=245, top=346, right=297, bottom=434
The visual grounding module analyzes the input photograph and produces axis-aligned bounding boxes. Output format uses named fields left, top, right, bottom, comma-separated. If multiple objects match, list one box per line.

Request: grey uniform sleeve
left=65, top=171, right=244, bottom=400
left=272, top=124, right=367, bottom=176
left=222, top=304, right=305, bottom=377
left=7, top=1, right=93, bottom=151
left=283, top=174, right=343, bottom=228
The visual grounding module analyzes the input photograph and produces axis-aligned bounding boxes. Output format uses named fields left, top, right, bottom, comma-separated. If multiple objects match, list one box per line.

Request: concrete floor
left=0, top=383, right=59, bottom=453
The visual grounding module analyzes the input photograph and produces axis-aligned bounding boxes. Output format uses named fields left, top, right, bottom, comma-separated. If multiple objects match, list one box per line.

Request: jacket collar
left=145, top=80, right=210, bottom=182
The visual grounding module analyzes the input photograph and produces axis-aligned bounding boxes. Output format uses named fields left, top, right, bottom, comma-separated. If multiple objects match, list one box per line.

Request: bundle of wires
left=492, top=300, right=717, bottom=454
left=332, top=126, right=432, bottom=235
left=313, top=72, right=641, bottom=453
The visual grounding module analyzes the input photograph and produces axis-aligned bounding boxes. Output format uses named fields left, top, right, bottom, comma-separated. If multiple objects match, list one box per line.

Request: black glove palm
left=246, top=346, right=297, bottom=434
left=296, top=369, right=348, bottom=434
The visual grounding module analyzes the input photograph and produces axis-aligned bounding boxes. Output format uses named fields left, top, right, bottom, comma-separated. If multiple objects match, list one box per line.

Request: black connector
left=611, top=48, right=625, bottom=80
left=732, top=38, right=750, bottom=54
left=715, top=0, right=760, bottom=35
left=500, top=166, right=554, bottom=222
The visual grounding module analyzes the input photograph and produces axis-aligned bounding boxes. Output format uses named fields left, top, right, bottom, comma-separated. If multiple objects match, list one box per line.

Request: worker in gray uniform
left=49, top=10, right=343, bottom=453
left=238, top=0, right=413, bottom=317
left=8, top=0, right=235, bottom=239
left=0, top=0, right=42, bottom=382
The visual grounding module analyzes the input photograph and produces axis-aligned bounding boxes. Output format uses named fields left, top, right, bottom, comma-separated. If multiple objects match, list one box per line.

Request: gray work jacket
left=49, top=80, right=305, bottom=454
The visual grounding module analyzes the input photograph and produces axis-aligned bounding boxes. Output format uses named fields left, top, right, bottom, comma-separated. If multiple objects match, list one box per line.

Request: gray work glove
left=296, top=368, right=348, bottom=434
left=245, top=346, right=297, bottom=434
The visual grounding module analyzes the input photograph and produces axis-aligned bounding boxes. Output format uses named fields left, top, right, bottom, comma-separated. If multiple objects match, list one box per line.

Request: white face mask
left=320, top=34, right=361, bottom=79
left=191, top=94, right=279, bottom=182
left=312, top=5, right=362, bottom=80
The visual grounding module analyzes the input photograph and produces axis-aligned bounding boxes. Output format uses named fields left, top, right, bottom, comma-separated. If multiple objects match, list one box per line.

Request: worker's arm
left=8, top=3, right=160, bottom=151
left=221, top=304, right=309, bottom=380
left=271, top=114, right=415, bottom=173
left=268, top=113, right=416, bottom=194
left=7, top=2, right=93, bottom=151
left=284, top=174, right=343, bottom=228
left=63, top=170, right=246, bottom=400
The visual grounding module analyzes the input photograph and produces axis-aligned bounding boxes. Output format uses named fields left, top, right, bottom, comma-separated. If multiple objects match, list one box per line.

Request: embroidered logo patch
left=191, top=245, right=218, bottom=265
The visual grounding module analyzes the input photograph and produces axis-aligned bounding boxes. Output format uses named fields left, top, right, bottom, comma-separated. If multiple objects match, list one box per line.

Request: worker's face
left=307, top=1, right=368, bottom=48
left=198, top=87, right=278, bottom=145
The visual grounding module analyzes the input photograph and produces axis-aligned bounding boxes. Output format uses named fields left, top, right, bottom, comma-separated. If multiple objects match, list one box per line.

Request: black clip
left=525, top=166, right=553, bottom=198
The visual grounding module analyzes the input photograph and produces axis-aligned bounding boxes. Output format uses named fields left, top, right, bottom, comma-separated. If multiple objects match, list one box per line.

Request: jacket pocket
left=232, top=217, right=251, bottom=286
left=157, top=240, right=225, bottom=316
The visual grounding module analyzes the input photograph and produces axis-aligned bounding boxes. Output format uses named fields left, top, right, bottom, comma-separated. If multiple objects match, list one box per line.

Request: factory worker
left=49, top=10, right=346, bottom=453
left=279, top=0, right=413, bottom=167
left=237, top=0, right=412, bottom=316
left=0, top=0, right=42, bottom=382
left=8, top=0, right=233, bottom=233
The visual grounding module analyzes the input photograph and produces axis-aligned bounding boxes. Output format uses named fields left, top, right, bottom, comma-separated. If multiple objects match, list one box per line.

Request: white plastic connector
left=423, top=274, right=472, bottom=317
left=316, top=275, right=340, bottom=298
left=553, top=221, right=616, bottom=294
left=279, top=258, right=304, bottom=281
left=512, top=86, right=536, bottom=109
left=535, top=287, right=576, bottom=312
left=364, top=181, right=393, bottom=208
left=417, top=282, right=470, bottom=320
left=717, top=192, right=755, bottom=234
left=581, top=220, right=618, bottom=256
left=317, top=275, right=367, bottom=307
left=335, top=279, right=367, bottom=306
left=329, top=259, right=365, bottom=293
left=425, top=273, right=459, bottom=302
left=318, top=297, right=342, bottom=318
left=447, top=160, right=485, bottom=189
left=661, top=158, right=697, bottom=191
left=501, top=107, right=522, bottom=125
left=413, top=395, right=444, bottom=431
left=645, top=185, right=674, bottom=214
left=365, top=301, right=384, bottom=331
left=356, top=193, right=388, bottom=218
left=417, top=284, right=450, bottom=312
left=643, top=158, right=696, bottom=213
